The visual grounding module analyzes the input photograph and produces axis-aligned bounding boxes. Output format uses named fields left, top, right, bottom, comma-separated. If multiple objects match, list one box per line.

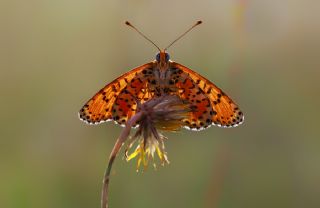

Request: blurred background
left=1, top=0, right=320, bottom=207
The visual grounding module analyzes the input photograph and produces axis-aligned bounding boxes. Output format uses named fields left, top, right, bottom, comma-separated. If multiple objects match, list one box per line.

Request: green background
left=1, top=1, right=320, bottom=208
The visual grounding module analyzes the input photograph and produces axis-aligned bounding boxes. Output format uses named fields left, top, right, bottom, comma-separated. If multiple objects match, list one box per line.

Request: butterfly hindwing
left=171, top=62, right=244, bottom=130
left=79, top=63, right=154, bottom=124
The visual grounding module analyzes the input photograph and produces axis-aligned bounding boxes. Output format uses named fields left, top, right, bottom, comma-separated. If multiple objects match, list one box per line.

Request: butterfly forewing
left=79, top=63, right=154, bottom=125
left=171, top=62, right=244, bottom=129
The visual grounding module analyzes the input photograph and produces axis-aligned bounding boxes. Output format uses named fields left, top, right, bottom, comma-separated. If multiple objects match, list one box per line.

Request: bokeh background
left=1, top=1, right=320, bottom=208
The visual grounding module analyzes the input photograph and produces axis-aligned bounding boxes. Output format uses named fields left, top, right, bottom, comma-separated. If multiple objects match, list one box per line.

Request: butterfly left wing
left=79, top=63, right=154, bottom=125
left=170, top=62, right=244, bottom=130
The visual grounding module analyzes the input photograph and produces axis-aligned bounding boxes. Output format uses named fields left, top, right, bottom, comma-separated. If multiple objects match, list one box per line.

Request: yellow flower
left=125, top=133, right=168, bottom=170
left=125, top=95, right=191, bottom=171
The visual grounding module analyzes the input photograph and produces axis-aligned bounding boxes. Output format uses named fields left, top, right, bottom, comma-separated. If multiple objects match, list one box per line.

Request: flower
left=125, top=95, right=191, bottom=171
left=100, top=95, right=191, bottom=208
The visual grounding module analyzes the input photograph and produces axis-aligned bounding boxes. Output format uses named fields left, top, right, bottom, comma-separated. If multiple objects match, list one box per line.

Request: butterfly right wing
left=79, top=62, right=154, bottom=125
left=171, top=62, right=244, bottom=130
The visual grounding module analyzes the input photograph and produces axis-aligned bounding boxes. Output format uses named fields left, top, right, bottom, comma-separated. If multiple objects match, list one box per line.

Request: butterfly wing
left=171, top=62, right=244, bottom=130
left=79, top=62, right=154, bottom=125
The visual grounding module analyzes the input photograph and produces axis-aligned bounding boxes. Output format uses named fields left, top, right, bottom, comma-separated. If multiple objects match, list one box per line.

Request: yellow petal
left=126, top=146, right=140, bottom=161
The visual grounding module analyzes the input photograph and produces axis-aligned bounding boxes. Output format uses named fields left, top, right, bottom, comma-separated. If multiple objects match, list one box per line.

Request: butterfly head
left=156, top=51, right=170, bottom=63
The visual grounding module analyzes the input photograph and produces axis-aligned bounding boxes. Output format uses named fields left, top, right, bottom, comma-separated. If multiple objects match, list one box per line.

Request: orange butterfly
left=79, top=21, right=244, bottom=130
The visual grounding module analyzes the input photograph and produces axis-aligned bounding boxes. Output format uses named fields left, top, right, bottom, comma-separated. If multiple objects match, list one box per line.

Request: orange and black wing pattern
left=79, top=63, right=155, bottom=125
left=171, top=62, right=244, bottom=130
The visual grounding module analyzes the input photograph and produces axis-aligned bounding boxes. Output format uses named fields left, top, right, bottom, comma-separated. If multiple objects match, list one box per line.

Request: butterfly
left=79, top=21, right=244, bottom=130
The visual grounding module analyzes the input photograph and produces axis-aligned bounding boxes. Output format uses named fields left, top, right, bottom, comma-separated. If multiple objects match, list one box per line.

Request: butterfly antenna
left=125, top=21, right=161, bottom=52
left=164, top=20, right=202, bottom=51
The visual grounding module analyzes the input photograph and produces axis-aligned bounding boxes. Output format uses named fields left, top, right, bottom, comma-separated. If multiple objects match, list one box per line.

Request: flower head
left=125, top=95, right=191, bottom=171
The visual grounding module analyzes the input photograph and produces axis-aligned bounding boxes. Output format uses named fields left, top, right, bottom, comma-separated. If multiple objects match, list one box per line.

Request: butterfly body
left=79, top=51, right=244, bottom=130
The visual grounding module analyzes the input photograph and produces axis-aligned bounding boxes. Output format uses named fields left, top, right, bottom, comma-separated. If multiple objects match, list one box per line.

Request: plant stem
left=101, top=112, right=143, bottom=208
